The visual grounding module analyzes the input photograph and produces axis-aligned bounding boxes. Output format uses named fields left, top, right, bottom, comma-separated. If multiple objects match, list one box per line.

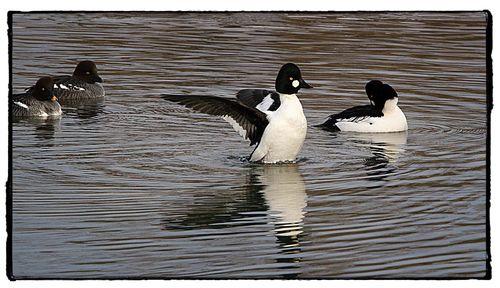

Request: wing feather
left=162, top=94, right=269, bottom=146
left=317, top=105, right=384, bottom=131
left=236, top=89, right=281, bottom=112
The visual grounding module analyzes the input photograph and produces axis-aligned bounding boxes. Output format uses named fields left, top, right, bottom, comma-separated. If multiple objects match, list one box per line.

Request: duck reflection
left=255, top=164, right=307, bottom=279
left=162, top=173, right=267, bottom=230
left=255, top=164, right=307, bottom=249
left=162, top=164, right=307, bottom=234
left=162, top=164, right=308, bottom=276
left=348, top=131, right=408, bottom=180
left=59, top=98, right=105, bottom=120
left=12, top=116, right=61, bottom=143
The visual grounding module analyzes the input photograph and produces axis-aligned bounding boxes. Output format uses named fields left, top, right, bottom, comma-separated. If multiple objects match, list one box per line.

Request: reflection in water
left=162, top=186, right=267, bottom=230
left=163, top=164, right=307, bottom=236
left=256, top=165, right=306, bottom=241
left=162, top=164, right=307, bottom=278
left=255, top=164, right=307, bottom=279
left=350, top=132, right=408, bottom=180
left=12, top=116, right=61, bottom=143
left=161, top=168, right=267, bottom=230
left=59, top=98, right=105, bottom=120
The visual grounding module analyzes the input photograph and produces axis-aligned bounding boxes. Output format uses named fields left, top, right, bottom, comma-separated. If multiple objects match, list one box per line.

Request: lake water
left=9, top=12, right=489, bottom=279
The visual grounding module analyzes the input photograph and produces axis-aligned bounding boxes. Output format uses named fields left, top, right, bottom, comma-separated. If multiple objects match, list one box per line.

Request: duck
left=162, top=63, right=313, bottom=163
left=26, top=60, right=105, bottom=101
left=317, top=80, right=407, bottom=132
left=12, top=77, right=62, bottom=117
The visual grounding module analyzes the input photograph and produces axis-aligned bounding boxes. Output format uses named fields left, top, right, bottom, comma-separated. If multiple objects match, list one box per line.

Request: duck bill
left=51, top=95, right=58, bottom=102
left=299, top=78, right=313, bottom=89
left=94, top=75, right=103, bottom=83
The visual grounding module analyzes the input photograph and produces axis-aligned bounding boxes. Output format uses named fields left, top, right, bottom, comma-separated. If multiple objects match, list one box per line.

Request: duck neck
left=382, top=98, right=399, bottom=114
left=279, top=93, right=299, bottom=103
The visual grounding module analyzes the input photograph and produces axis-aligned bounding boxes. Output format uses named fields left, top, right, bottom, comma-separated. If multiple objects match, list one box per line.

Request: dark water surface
left=10, top=12, right=488, bottom=279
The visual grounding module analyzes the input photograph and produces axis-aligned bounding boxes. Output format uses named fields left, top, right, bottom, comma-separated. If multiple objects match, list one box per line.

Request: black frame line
left=6, top=10, right=493, bottom=281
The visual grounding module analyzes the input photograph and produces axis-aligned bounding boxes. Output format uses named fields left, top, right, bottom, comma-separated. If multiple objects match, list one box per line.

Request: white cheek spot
left=292, top=80, right=299, bottom=88
left=14, top=101, right=29, bottom=109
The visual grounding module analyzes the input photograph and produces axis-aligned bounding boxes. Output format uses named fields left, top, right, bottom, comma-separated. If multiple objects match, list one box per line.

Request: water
left=10, top=12, right=488, bottom=279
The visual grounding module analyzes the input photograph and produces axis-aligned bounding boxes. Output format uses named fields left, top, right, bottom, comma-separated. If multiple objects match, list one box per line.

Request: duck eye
left=41, top=88, right=45, bottom=91
left=289, top=77, right=294, bottom=81
left=86, top=71, right=90, bottom=75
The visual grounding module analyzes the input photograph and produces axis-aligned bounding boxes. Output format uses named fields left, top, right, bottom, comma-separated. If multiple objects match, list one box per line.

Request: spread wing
left=162, top=95, right=269, bottom=146
left=236, top=89, right=281, bottom=112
